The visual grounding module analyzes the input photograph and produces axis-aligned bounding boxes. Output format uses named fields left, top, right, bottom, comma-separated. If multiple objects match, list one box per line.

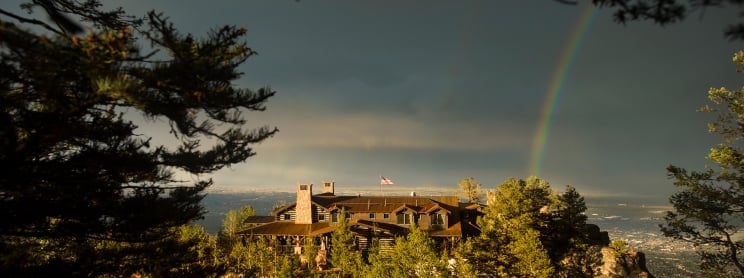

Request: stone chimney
left=322, top=181, right=335, bottom=195
left=296, top=183, right=313, bottom=224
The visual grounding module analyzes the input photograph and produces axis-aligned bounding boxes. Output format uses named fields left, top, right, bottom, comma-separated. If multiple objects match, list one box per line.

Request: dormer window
left=431, top=213, right=445, bottom=225
left=396, top=212, right=412, bottom=224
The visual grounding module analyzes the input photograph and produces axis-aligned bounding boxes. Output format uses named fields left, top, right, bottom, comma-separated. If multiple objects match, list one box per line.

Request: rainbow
left=529, top=5, right=597, bottom=176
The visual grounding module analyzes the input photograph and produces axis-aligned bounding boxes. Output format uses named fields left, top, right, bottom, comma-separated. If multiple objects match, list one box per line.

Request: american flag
left=380, top=176, right=394, bottom=185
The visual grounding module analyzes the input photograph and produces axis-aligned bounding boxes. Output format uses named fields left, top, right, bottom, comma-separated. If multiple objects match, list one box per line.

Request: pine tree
left=0, top=1, right=275, bottom=275
left=387, top=223, right=449, bottom=277
left=329, top=209, right=363, bottom=277
left=661, top=51, right=744, bottom=276
left=463, top=177, right=555, bottom=277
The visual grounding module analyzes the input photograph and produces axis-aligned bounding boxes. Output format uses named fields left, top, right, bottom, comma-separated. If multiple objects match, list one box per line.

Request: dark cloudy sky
left=7, top=1, right=741, bottom=202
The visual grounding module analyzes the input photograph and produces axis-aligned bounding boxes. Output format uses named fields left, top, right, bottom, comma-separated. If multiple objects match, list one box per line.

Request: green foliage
left=391, top=223, right=449, bottom=277
left=547, top=185, right=590, bottom=268
left=218, top=205, right=256, bottom=246
left=450, top=244, right=478, bottom=278
left=508, top=228, right=554, bottom=278
left=609, top=240, right=630, bottom=257
left=661, top=51, right=744, bottom=276
left=216, top=205, right=258, bottom=275
left=465, top=177, right=554, bottom=276
left=303, top=236, right=318, bottom=273
left=277, top=254, right=301, bottom=278
left=0, top=0, right=275, bottom=275
left=463, top=176, right=591, bottom=277
left=168, top=224, right=224, bottom=277
left=245, top=236, right=272, bottom=277
left=329, top=209, right=363, bottom=277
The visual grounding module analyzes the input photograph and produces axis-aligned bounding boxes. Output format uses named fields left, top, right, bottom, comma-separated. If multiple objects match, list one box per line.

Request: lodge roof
left=238, top=221, right=335, bottom=236
left=317, top=195, right=459, bottom=213
left=244, top=215, right=275, bottom=224
left=352, top=219, right=410, bottom=235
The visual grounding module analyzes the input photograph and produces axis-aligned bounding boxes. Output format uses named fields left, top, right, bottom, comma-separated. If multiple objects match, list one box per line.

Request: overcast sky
left=7, top=1, right=742, bottom=203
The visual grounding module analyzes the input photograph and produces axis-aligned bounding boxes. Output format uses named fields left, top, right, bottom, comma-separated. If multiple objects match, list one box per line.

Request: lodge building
left=238, top=181, right=482, bottom=266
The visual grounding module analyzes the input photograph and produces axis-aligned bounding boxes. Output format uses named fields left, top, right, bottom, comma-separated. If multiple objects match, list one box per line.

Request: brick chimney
left=321, top=181, right=335, bottom=195
left=296, top=183, right=313, bottom=224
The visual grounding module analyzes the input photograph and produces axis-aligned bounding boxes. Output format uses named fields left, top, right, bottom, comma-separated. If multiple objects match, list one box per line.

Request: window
left=369, top=213, right=375, bottom=219
left=318, top=214, right=325, bottom=221
left=431, top=213, right=445, bottom=225
left=300, top=184, right=308, bottom=190
left=331, top=212, right=338, bottom=223
left=283, top=214, right=290, bottom=221
left=383, top=213, right=390, bottom=219
left=396, top=213, right=411, bottom=224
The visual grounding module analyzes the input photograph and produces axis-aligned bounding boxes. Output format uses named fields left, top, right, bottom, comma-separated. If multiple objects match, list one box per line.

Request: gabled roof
left=392, top=203, right=420, bottom=214
left=423, top=203, right=451, bottom=214
left=325, top=196, right=444, bottom=213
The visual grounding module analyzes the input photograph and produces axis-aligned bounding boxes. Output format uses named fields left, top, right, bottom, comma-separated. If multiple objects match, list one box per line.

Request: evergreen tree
left=463, top=177, right=555, bottom=277
left=0, top=0, right=276, bottom=275
left=168, top=224, right=223, bottom=277
left=329, top=209, right=363, bottom=277
left=387, top=223, right=449, bottom=277
left=661, top=51, right=744, bottom=276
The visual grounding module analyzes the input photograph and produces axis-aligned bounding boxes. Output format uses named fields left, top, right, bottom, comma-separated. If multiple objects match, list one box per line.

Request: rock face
left=586, top=224, right=611, bottom=246
left=591, top=246, right=653, bottom=278
left=585, top=224, right=654, bottom=278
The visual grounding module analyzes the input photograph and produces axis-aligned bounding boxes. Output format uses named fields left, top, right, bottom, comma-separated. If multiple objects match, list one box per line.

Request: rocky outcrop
left=588, top=246, right=653, bottom=278
left=585, top=224, right=654, bottom=278
left=586, top=223, right=611, bottom=246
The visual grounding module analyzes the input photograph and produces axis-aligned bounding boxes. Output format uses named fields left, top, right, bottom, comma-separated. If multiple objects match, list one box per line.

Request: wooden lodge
left=237, top=182, right=482, bottom=266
